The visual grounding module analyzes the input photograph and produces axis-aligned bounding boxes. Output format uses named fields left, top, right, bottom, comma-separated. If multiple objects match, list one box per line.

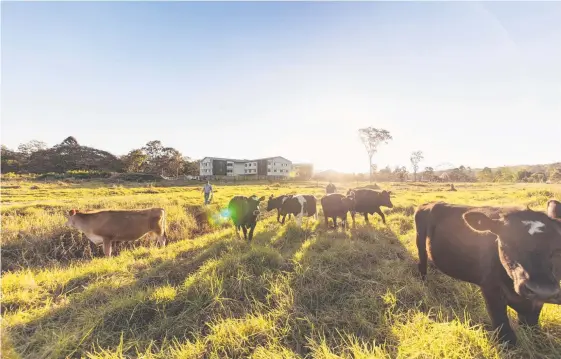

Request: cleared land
left=1, top=180, right=561, bottom=359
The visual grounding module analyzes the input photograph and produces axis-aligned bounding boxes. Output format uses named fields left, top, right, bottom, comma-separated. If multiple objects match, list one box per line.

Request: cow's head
left=342, top=193, right=356, bottom=212
left=249, top=195, right=266, bottom=217
left=547, top=199, right=561, bottom=220
left=64, top=209, right=79, bottom=227
left=464, top=209, right=561, bottom=304
left=266, top=194, right=284, bottom=211
left=380, top=190, right=394, bottom=208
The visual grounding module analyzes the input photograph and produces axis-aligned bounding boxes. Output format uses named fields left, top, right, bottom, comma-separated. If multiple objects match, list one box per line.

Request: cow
left=547, top=199, right=561, bottom=219
left=279, top=194, right=318, bottom=226
left=64, top=208, right=167, bottom=257
left=414, top=201, right=561, bottom=346
left=266, top=194, right=292, bottom=223
left=228, top=195, right=266, bottom=241
left=346, top=188, right=393, bottom=224
left=320, top=193, right=356, bottom=229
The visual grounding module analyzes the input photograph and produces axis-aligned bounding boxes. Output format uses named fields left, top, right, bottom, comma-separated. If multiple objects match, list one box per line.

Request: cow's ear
left=463, top=211, right=504, bottom=234
left=547, top=200, right=560, bottom=219
left=258, top=196, right=266, bottom=202
left=69, top=209, right=77, bottom=216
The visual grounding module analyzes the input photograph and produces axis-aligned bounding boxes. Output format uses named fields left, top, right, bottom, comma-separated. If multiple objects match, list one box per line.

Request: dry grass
left=1, top=180, right=561, bottom=358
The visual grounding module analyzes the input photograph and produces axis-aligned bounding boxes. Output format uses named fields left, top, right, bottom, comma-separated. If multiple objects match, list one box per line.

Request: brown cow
left=415, top=201, right=561, bottom=346
left=65, top=208, right=167, bottom=257
left=321, top=193, right=355, bottom=228
left=547, top=199, right=561, bottom=219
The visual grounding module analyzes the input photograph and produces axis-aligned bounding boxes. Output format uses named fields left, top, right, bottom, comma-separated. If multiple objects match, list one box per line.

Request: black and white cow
left=266, top=194, right=293, bottom=223
left=346, top=188, right=394, bottom=224
left=280, top=194, right=318, bottom=226
left=228, top=195, right=266, bottom=241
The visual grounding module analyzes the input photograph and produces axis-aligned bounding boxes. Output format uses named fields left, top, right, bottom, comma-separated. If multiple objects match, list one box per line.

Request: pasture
left=1, top=180, right=561, bottom=359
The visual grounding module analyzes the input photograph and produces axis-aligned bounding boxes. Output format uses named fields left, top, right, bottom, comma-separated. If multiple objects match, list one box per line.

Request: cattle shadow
left=6, top=213, right=555, bottom=358
left=3, top=230, right=257, bottom=358
left=281, top=224, right=417, bottom=354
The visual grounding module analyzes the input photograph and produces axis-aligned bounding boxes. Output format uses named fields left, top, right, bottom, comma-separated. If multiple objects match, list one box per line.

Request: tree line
left=357, top=126, right=561, bottom=183
left=2, top=134, right=560, bottom=183
left=1, top=137, right=200, bottom=177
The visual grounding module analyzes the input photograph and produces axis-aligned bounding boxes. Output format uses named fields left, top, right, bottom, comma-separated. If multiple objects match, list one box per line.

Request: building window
left=274, top=169, right=277, bottom=173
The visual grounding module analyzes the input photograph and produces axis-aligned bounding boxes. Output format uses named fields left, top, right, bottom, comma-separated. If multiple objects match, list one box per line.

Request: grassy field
left=1, top=179, right=561, bottom=359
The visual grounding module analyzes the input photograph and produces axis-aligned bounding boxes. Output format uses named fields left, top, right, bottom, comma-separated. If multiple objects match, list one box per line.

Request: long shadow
left=3, top=216, right=297, bottom=358
left=6, top=210, right=557, bottom=358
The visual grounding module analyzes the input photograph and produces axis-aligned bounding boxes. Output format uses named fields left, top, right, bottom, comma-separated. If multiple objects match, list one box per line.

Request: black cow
left=228, top=195, right=266, bottom=241
left=321, top=193, right=355, bottom=228
left=346, top=188, right=393, bottom=224
left=266, top=194, right=293, bottom=223
left=280, top=194, right=317, bottom=226
left=415, top=201, right=561, bottom=346
left=547, top=199, right=561, bottom=219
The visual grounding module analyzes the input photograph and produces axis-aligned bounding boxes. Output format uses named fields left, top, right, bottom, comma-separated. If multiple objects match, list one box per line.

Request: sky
left=2, top=2, right=560, bottom=173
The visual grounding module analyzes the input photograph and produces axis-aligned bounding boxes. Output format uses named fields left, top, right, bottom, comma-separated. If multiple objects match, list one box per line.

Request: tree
left=358, top=127, right=392, bottom=182
left=393, top=166, right=408, bottom=182
left=121, top=149, right=148, bottom=173
left=477, top=167, right=494, bottom=182
left=423, top=166, right=435, bottom=181
left=410, top=151, right=424, bottom=182
left=530, top=172, right=546, bottom=183
left=17, top=140, right=47, bottom=157
left=549, top=168, right=561, bottom=183
left=1, top=145, right=25, bottom=173
left=515, top=169, right=532, bottom=182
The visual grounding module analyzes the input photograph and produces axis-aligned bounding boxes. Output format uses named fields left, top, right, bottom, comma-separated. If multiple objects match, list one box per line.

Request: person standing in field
left=326, top=181, right=336, bottom=194
left=202, top=181, right=213, bottom=205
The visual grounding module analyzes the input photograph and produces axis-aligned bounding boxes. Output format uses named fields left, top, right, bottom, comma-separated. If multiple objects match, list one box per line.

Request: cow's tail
left=160, top=208, right=168, bottom=246
left=414, top=205, right=429, bottom=279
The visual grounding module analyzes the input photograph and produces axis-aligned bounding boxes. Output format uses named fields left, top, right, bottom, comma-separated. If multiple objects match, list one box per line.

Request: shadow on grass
left=5, top=214, right=558, bottom=358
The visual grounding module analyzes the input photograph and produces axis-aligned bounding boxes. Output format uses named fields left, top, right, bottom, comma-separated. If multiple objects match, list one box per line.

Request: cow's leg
left=154, top=229, right=167, bottom=247
left=324, top=214, right=330, bottom=228
left=374, top=207, right=386, bottom=224
left=281, top=214, right=287, bottom=225
left=350, top=211, right=356, bottom=228
left=235, top=225, right=241, bottom=239
left=416, top=223, right=429, bottom=280
left=277, top=209, right=281, bottom=223
left=296, top=213, right=303, bottom=227
left=509, top=300, right=543, bottom=327
left=88, top=240, right=98, bottom=257
left=247, top=223, right=256, bottom=241
left=241, top=226, right=248, bottom=240
left=363, top=212, right=369, bottom=223
left=482, top=287, right=517, bottom=346
left=340, top=216, right=346, bottom=229
left=332, top=216, right=337, bottom=228
left=102, top=238, right=112, bottom=257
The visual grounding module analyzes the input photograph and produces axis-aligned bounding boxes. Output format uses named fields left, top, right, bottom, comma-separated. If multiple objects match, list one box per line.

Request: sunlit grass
left=1, top=180, right=560, bottom=358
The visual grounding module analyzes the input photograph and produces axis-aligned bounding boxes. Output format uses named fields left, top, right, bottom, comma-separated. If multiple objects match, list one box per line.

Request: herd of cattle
left=63, top=190, right=561, bottom=347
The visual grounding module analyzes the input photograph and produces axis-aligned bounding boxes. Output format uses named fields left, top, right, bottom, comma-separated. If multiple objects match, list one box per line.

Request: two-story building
left=200, top=156, right=292, bottom=179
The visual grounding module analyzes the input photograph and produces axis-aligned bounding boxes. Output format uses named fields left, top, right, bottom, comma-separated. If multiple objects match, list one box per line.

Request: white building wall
left=233, top=162, right=246, bottom=176
left=200, top=158, right=213, bottom=176
left=200, top=156, right=292, bottom=177
left=267, top=157, right=292, bottom=177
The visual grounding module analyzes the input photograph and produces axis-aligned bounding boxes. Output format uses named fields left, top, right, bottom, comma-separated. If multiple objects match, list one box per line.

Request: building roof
left=201, top=156, right=291, bottom=163
left=200, top=156, right=249, bottom=162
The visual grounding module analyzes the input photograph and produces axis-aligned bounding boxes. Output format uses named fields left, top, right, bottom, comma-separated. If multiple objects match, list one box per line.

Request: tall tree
left=423, top=166, right=435, bottom=181
left=358, top=127, right=392, bottom=182
left=410, top=150, right=424, bottom=181
left=121, top=149, right=148, bottom=173
left=17, top=140, right=47, bottom=157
